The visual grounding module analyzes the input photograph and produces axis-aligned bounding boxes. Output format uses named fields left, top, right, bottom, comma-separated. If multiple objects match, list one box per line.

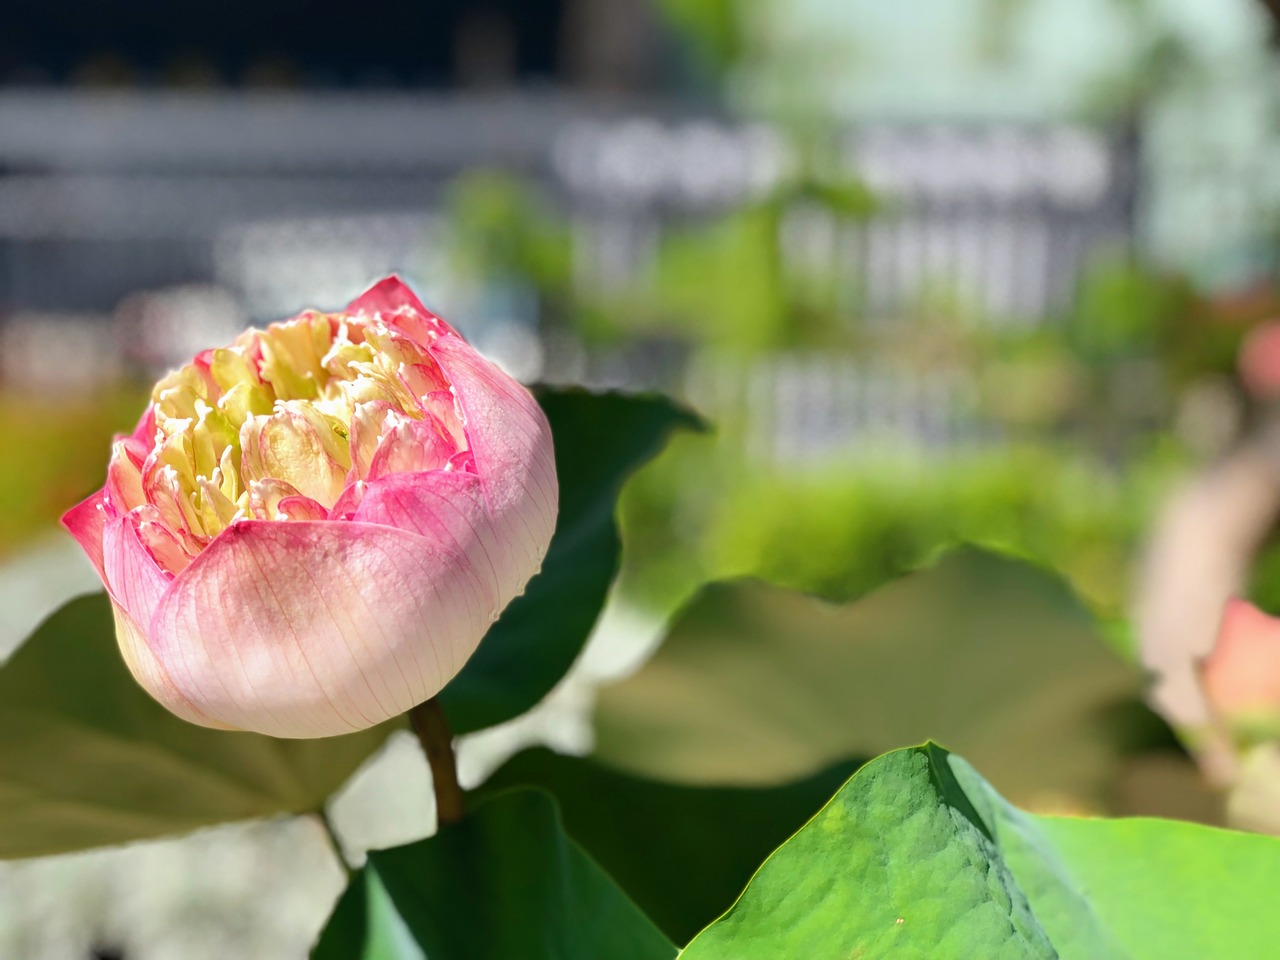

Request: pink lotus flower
left=63, top=277, right=557, bottom=738
left=1203, top=597, right=1280, bottom=733
left=1239, top=321, right=1280, bottom=399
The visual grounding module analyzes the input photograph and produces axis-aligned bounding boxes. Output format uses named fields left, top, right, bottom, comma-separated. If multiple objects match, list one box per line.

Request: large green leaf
left=681, top=744, right=1280, bottom=959
left=312, top=868, right=425, bottom=960
left=0, top=594, right=394, bottom=859
left=477, top=747, right=864, bottom=945
left=441, top=388, right=700, bottom=735
left=312, top=789, right=676, bottom=960
left=595, top=548, right=1181, bottom=814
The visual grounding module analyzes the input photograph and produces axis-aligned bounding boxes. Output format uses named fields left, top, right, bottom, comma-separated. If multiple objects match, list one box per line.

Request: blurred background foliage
left=0, top=391, right=145, bottom=559
left=8, top=0, right=1280, bottom=954
left=6, top=0, right=1279, bottom=615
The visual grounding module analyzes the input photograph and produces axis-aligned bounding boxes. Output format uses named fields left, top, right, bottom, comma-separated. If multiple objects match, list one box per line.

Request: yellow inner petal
left=108, top=309, right=466, bottom=564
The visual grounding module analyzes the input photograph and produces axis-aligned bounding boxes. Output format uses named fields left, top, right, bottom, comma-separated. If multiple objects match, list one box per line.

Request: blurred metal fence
left=0, top=91, right=1139, bottom=463
left=0, top=92, right=1136, bottom=317
left=683, top=351, right=984, bottom=467
left=560, top=118, right=1137, bottom=322
left=0, top=92, right=570, bottom=313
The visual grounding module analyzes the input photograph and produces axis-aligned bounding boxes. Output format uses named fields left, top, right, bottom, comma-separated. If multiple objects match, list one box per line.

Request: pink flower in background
left=63, top=277, right=557, bottom=738
left=1239, top=321, right=1280, bottom=400
left=1202, top=597, right=1280, bottom=731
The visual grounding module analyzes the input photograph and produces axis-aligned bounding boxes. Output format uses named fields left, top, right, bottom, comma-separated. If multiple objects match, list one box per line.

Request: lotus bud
left=63, top=277, right=558, bottom=738
left=1202, top=598, right=1280, bottom=740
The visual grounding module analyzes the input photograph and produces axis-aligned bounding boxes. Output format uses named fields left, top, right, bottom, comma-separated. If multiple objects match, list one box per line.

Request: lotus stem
left=410, top=697, right=465, bottom=825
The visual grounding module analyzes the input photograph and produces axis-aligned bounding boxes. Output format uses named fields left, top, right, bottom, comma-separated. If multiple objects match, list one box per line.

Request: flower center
left=106, top=310, right=467, bottom=573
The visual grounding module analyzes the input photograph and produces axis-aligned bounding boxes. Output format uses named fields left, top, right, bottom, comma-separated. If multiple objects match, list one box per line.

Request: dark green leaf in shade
left=595, top=548, right=1183, bottom=815
left=312, top=870, right=371, bottom=960
left=312, top=868, right=424, bottom=960
left=0, top=594, right=395, bottom=859
left=312, top=789, right=675, bottom=960
left=680, top=744, right=1280, bottom=959
left=476, top=747, right=865, bottom=945
left=441, top=388, right=701, bottom=735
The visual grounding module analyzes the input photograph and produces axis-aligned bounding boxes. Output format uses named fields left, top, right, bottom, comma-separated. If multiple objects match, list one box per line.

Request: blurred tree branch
left=1258, top=0, right=1280, bottom=33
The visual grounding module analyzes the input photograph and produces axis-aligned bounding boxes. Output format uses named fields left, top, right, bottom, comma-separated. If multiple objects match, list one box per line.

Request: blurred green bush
left=0, top=388, right=146, bottom=558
